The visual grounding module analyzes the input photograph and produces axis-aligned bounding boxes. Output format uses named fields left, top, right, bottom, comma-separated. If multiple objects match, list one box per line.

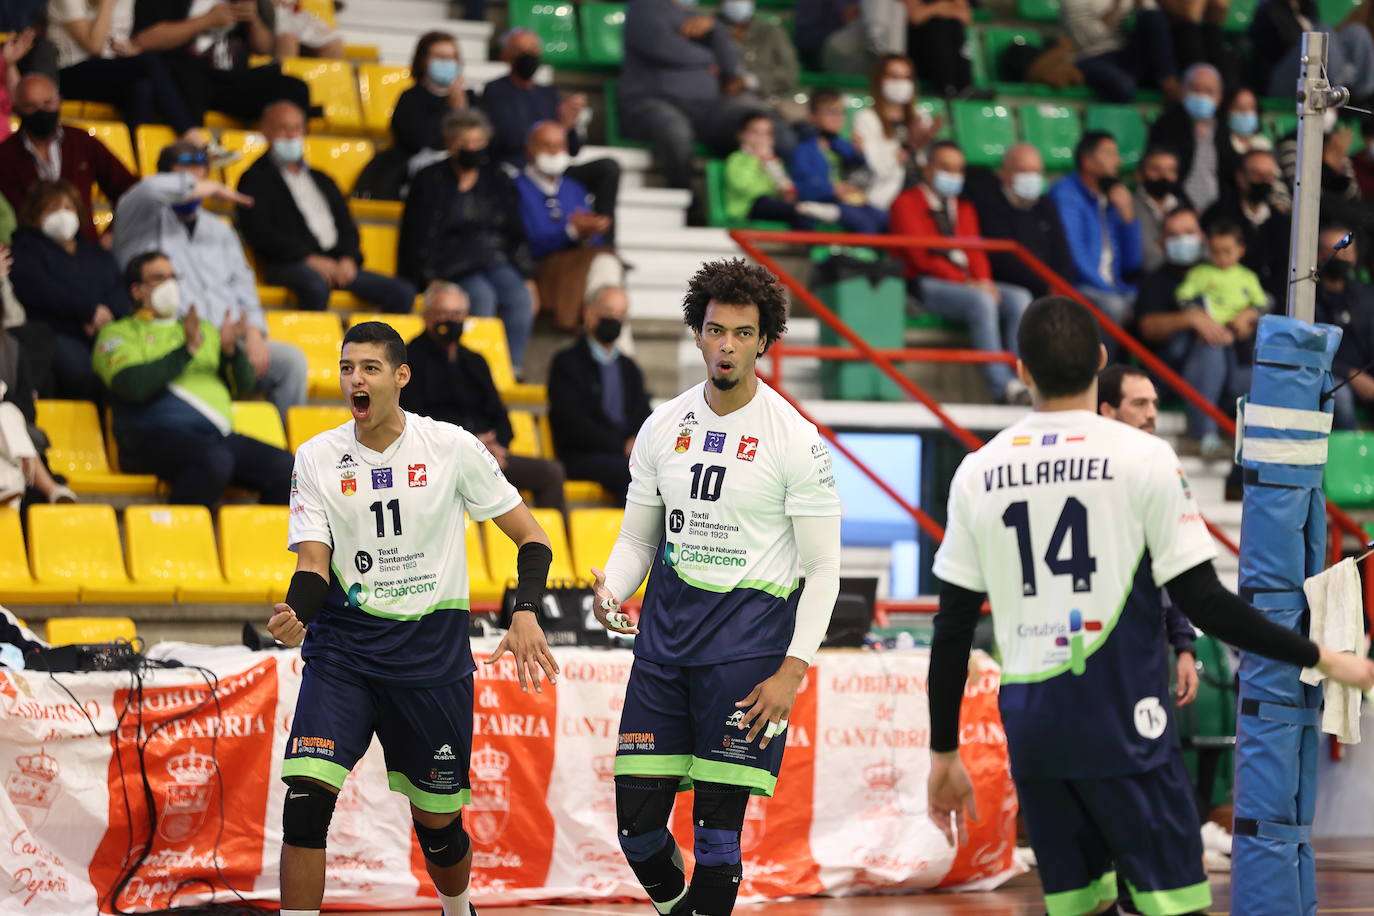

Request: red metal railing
left=730, top=229, right=1373, bottom=572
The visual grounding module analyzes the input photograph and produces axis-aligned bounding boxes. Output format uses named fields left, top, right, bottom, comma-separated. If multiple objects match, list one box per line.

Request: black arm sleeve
left=929, top=582, right=985, bottom=754
left=1165, top=562, right=1320, bottom=668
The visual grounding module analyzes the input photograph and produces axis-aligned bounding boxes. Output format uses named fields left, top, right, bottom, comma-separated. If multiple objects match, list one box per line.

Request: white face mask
left=534, top=151, right=571, bottom=177
left=149, top=278, right=181, bottom=319
left=881, top=78, right=915, bottom=105
left=41, top=208, right=79, bottom=243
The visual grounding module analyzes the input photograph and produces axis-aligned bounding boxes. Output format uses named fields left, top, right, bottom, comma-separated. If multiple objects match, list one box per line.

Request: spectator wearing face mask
left=1219, top=88, right=1273, bottom=179
left=966, top=143, right=1073, bottom=300
left=92, top=250, right=294, bottom=507
left=850, top=53, right=940, bottom=211
left=1203, top=149, right=1289, bottom=301
left=891, top=140, right=1035, bottom=404
left=1134, top=146, right=1188, bottom=273
left=389, top=32, right=475, bottom=170
left=1315, top=222, right=1374, bottom=431
left=1146, top=63, right=1228, bottom=215
left=478, top=28, right=620, bottom=235
left=546, top=284, right=651, bottom=506
left=514, top=121, right=622, bottom=332
left=718, top=0, right=801, bottom=117
left=789, top=89, right=887, bottom=233
left=8, top=180, right=131, bottom=400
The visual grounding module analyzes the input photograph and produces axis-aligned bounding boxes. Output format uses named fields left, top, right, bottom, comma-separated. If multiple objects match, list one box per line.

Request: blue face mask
left=1010, top=171, right=1043, bottom=200
left=1164, top=233, right=1203, bottom=266
left=272, top=136, right=304, bottom=163
left=1183, top=93, right=1217, bottom=122
left=931, top=170, right=964, bottom=198
left=1228, top=110, right=1259, bottom=137
left=171, top=199, right=202, bottom=219
left=427, top=58, right=460, bottom=88
left=721, top=0, right=754, bottom=21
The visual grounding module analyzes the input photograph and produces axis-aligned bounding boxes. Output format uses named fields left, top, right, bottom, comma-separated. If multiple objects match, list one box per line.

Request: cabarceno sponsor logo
left=667, top=542, right=746, bottom=568
left=374, top=581, right=438, bottom=599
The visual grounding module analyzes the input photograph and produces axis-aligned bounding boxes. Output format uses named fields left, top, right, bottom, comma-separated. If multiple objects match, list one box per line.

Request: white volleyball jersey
left=626, top=380, right=841, bottom=665
left=288, top=410, right=522, bottom=684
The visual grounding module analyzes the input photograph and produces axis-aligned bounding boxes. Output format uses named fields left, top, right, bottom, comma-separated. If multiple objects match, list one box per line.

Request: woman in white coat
left=849, top=54, right=942, bottom=212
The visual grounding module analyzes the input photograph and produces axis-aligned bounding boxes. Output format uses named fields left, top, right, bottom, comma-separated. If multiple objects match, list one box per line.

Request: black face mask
left=512, top=52, right=541, bottom=81
left=1098, top=175, right=1120, bottom=194
left=20, top=108, right=59, bottom=139
left=1246, top=181, right=1273, bottom=205
left=431, top=319, right=464, bottom=343
left=818, top=128, right=839, bottom=142
left=1142, top=177, right=1175, bottom=199
left=592, top=317, right=622, bottom=344
left=455, top=147, right=488, bottom=170
left=1324, top=258, right=1353, bottom=282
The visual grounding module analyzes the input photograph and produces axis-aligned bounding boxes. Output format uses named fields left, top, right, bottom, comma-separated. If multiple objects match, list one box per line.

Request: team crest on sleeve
left=408, top=464, right=427, bottom=487
left=736, top=436, right=759, bottom=462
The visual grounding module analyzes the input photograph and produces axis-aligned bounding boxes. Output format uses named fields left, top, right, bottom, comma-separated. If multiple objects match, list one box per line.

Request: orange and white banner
left=0, top=646, right=1020, bottom=914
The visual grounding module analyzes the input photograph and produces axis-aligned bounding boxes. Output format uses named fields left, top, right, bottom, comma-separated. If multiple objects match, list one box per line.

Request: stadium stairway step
left=616, top=186, right=691, bottom=232
left=336, top=5, right=493, bottom=65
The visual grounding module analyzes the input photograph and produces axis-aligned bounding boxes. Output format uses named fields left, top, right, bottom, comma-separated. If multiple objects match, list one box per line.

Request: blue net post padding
left=1231, top=315, right=1342, bottom=916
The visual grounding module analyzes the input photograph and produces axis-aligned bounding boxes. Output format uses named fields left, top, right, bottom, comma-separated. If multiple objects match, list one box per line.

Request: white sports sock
left=280, top=910, right=320, bottom=916
left=439, top=888, right=470, bottom=916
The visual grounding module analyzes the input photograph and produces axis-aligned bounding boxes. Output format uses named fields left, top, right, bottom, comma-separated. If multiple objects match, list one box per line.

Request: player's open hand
left=486, top=611, right=560, bottom=692
left=928, top=751, right=979, bottom=847
left=591, top=567, right=637, bottom=634
left=267, top=603, right=306, bottom=648
left=1316, top=646, right=1374, bottom=692
left=735, top=658, right=807, bottom=749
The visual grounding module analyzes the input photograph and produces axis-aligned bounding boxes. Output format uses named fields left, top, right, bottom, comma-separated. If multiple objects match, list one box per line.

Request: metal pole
left=1288, top=31, right=1344, bottom=323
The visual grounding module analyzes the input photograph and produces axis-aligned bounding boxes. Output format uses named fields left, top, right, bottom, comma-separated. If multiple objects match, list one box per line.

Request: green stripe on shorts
left=689, top=758, right=778, bottom=797
left=387, top=771, right=472, bottom=813
left=1126, top=879, right=1212, bottom=916
left=1045, top=869, right=1118, bottom=916
left=281, top=756, right=351, bottom=789
left=614, top=753, right=693, bottom=790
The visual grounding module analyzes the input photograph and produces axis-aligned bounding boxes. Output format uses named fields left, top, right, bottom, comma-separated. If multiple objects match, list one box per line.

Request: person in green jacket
left=92, top=249, right=294, bottom=508
left=724, top=112, right=841, bottom=227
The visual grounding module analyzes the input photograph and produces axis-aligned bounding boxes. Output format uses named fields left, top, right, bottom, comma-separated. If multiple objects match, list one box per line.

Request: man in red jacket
left=890, top=140, right=1034, bottom=404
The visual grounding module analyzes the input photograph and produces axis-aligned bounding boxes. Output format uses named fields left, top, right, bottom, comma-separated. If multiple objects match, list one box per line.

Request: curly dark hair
left=682, top=258, right=788, bottom=351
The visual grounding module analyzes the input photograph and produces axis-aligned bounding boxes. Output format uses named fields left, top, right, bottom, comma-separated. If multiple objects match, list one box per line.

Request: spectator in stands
left=718, top=0, right=802, bottom=118
left=9, top=180, right=130, bottom=400
left=1176, top=220, right=1269, bottom=330
left=1203, top=149, right=1290, bottom=300
left=1250, top=0, right=1374, bottom=101
left=1, top=29, right=38, bottom=142
left=0, top=318, right=76, bottom=506
left=546, top=285, right=652, bottom=506
left=725, top=112, right=842, bottom=228
left=1220, top=87, right=1275, bottom=180
left=401, top=281, right=566, bottom=511
left=890, top=140, right=1034, bottom=404
left=794, top=0, right=860, bottom=71
left=1315, top=222, right=1374, bottom=430
left=1159, top=0, right=1235, bottom=88
left=399, top=110, right=536, bottom=369
left=1147, top=63, right=1226, bottom=214
left=1135, top=206, right=1245, bottom=460
left=389, top=31, right=474, bottom=174
left=851, top=54, right=940, bottom=211
left=129, top=0, right=310, bottom=125
left=93, top=250, right=294, bottom=507
left=236, top=100, right=416, bottom=313
left=270, top=0, right=344, bottom=58
left=967, top=143, right=1074, bottom=300
left=1049, top=131, right=1142, bottom=328
left=0, top=197, right=15, bottom=244
left=905, top=0, right=973, bottom=94
left=1064, top=0, right=1182, bottom=103
left=48, top=0, right=196, bottom=133
left=515, top=121, right=623, bottom=333
left=789, top=90, right=887, bottom=233
left=0, top=73, right=137, bottom=242
left=479, top=28, right=619, bottom=234
left=618, top=0, right=789, bottom=199
left=1135, top=146, right=1186, bottom=273
left=113, top=141, right=308, bottom=416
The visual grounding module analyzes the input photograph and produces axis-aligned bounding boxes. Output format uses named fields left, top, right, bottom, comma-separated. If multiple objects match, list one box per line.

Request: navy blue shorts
left=281, top=657, right=474, bottom=813
left=613, top=654, right=787, bottom=796
left=1017, top=753, right=1210, bottom=916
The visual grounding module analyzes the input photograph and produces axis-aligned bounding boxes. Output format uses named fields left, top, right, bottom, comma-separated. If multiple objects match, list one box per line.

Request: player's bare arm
left=484, top=503, right=561, bottom=692
left=268, top=540, right=333, bottom=648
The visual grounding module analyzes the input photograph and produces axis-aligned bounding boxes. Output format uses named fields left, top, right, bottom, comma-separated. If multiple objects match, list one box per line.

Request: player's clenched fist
left=267, top=603, right=306, bottom=648
left=591, top=567, right=638, bottom=634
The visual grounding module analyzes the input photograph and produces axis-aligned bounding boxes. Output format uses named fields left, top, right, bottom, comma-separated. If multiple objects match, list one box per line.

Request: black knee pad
left=691, top=782, right=750, bottom=868
left=281, top=778, right=338, bottom=849
left=413, top=814, right=470, bottom=868
left=615, top=775, right=679, bottom=860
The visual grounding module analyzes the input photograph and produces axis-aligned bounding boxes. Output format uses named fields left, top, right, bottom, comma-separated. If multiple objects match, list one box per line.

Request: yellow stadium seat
left=465, top=518, right=502, bottom=604
left=348, top=198, right=403, bottom=222
left=482, top=508, right=576, bottom=590
left=0, top=508, right=79, bottom=604
left=220, top=506, right=295, bottom=602
left=27, top=504, right=175, bottom=603
left=287, top=405, right=351, bottom=452
left=81, top=101, right=121, bottom=120
left=135, top=124, right=177, bottom=177
left=66, top=119, right=136, bottom=177
left=347, top=311, right=423, bottom=342
left=231, top=401, right=288, bottom=450
left=569, top=508, right=642, bottom=598
left=564, top=480, right=614, bottom=504
left=125, top=506, right=269, bottom=602
left=358, top=222, right=399, bottom=278
left=282, top=58, right=363, bottom=133
left=344, top=44, right=380, bottom=62
left=299, top=0, right=336, bottom=27
left=304, top=135, right=374, bottom=195
left=220, top=129, right=268, bottom=189
left=461, top=318, right=548, bottom=406
left=35, top=400, right=159, bottom=494
left=258, top=285, right=293, bottom=308
left=92, top=208, right=113, bottom=234
left=266, top=311, right=343, bottom=398
left=358, top=63, right=413, bottom=135
left=509, top=411, right=541, bottom=458
left=45, top=616, right=136, bottom=645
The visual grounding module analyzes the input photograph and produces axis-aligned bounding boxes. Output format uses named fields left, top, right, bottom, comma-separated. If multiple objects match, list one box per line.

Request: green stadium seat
left=951, top=100, right=1016, bottom=168
left=917, top=99, right=953, bottom=139
left=1223, top=0, right=1258, bottom=32
left=509, top=0, right=582, bottom=65
left=580, top=2, right=625, bottom=66
left=1016, top=0, right=1061, bottom=22
left=982, top=27, right=1043, bottom=84
left=1324, top=431, right=1374, bottom=508
left=602, top=79, right=647, bottom=149
left=1083, top=104, right=1147, bottom=170
left=1265, top=112, right=1297, bottom=142
left=1316, top=0, right=1360, bottom=23
left=1018, top=104, right=1082, bottom=171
